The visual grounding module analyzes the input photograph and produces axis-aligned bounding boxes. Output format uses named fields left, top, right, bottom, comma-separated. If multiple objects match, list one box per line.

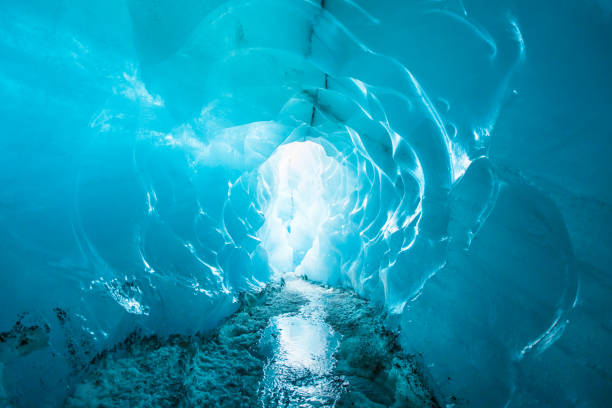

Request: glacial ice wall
left=0, top=0, right=610, bottom=407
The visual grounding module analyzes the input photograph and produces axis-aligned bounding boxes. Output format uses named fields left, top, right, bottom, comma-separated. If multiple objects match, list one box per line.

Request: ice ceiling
left=1, top=0, right=611, bottom=407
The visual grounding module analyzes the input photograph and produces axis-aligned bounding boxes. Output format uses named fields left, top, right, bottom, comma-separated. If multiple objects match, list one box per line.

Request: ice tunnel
left=0, top=0, right=611, bottom=406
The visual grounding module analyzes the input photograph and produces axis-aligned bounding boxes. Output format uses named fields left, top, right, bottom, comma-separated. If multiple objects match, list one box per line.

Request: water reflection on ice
left=258, top=280, right=343, bottom=407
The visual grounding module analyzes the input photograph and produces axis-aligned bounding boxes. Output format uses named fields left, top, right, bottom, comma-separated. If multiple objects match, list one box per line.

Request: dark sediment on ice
left=66, top=279, right=439, bottom=408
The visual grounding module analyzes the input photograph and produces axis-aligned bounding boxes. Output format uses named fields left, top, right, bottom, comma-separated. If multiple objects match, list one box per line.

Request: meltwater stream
left=258, top=281, right=343, bottom=406
left=65, top=278, right=437, bottom=407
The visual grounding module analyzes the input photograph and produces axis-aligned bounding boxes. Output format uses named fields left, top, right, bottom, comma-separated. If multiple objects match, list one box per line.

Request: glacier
left=0, top=0, right=610, bottom=407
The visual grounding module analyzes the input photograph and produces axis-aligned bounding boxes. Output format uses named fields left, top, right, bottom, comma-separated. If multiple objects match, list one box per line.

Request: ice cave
left=0, top=0, right=611, bottom=407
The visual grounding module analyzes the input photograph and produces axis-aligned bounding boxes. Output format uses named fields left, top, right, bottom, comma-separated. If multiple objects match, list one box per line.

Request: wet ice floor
left=67, top=278, right=439, bottom=407
left=258, top=281, right=343, bottom=406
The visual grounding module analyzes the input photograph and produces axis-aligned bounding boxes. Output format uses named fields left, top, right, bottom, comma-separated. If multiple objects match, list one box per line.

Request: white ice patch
left=257, top=141, right=357, bottom=280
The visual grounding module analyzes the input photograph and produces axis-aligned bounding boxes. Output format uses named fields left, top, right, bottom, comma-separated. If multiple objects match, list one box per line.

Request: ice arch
left=0, top=0, right=610, bottom=407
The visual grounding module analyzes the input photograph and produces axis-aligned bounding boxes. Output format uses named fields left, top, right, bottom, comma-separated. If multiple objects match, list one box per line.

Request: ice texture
left=66, top=278, right=437, bottom=407
left=0, top=0, right=610, bottom=407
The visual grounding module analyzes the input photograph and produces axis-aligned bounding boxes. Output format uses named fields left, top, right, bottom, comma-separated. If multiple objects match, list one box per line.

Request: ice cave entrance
left=257, top=141, right=356, bottom=280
